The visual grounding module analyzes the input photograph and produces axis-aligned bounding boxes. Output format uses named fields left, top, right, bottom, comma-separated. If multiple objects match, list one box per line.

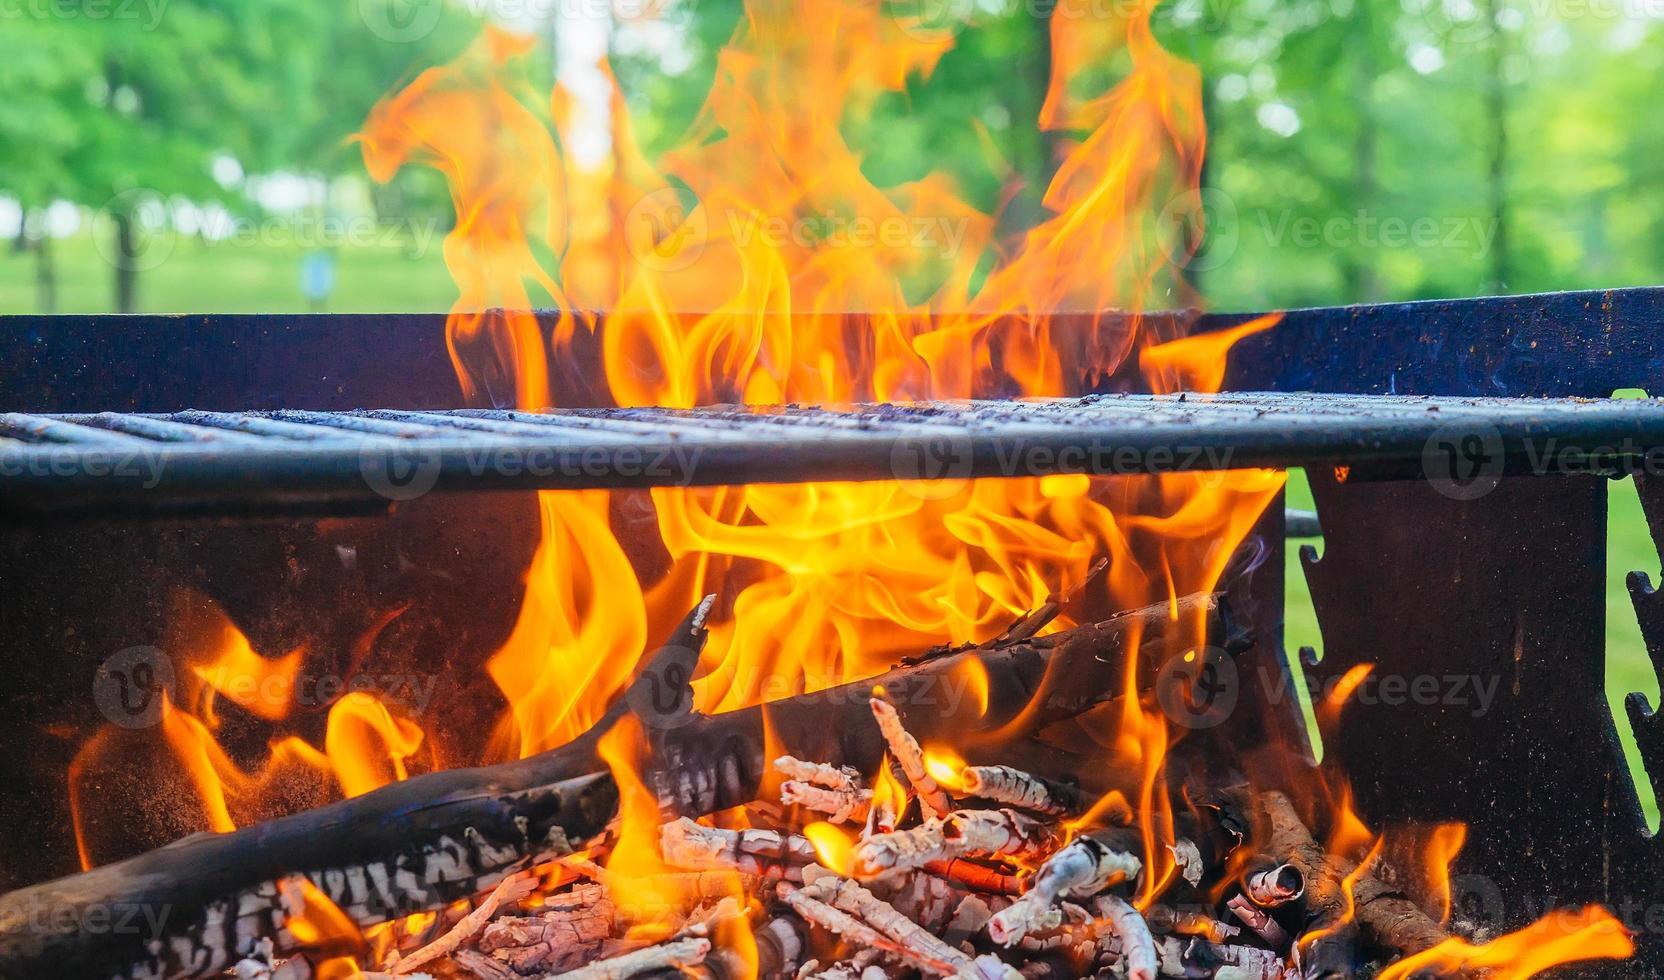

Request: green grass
left=1284, top=467, right=1663, bottom=826
left=0, top=229, right=456, bottom=315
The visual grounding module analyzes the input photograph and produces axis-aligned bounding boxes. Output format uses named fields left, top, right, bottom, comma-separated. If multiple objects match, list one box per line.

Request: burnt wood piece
left=1259, top=793, right=1451, bottom=977
left=4, top=394, right=1664, bottom=516
left=642, top=592, right=1228, bottom=816
left=0, top=594, right=1226, bottom=979
left=0, top=598, right=718, bottom=980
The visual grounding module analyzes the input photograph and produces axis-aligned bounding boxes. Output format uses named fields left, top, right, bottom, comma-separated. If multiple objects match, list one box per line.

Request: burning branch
left=544, top=936, right=711, bottom=980
left=856, top=809, right=1057, bottom=874
left=389, top=871, right=537, bottom=975
left=1094, top=895, right=1157, bottom=980
left=1260, top=792, right=1453, bottom=964
left=985, top=836, right=1143, bottom=945
left=659, top=817, right=817, bottom=880
left=869, top=697, right=955, bottom=819
left=0, top=595, right=1225, bottom=978
left=957, top=766, right=1089, bottom=817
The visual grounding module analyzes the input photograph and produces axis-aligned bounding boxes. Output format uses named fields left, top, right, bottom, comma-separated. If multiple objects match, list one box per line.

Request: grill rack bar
left=2, top=392, right=1662, bottom=516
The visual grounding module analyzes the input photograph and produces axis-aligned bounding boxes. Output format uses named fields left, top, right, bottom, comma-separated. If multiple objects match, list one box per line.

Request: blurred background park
left=3, top=0, right=1662, bottom=812
left=2, top=0, right=1660, bottom=317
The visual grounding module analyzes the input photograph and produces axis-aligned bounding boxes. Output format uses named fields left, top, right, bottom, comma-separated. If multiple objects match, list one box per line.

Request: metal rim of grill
left=2, top=392, right=1661, bottom=516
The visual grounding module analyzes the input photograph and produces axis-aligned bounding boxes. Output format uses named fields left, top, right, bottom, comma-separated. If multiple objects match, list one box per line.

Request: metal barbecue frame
left=4, top=286, right=1664, bottom=976
left=3, top=394, right=1664, bottom=515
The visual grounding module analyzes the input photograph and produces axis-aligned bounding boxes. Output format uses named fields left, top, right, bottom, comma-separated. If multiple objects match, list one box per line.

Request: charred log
left=0, top=594, right=1226, bottom=979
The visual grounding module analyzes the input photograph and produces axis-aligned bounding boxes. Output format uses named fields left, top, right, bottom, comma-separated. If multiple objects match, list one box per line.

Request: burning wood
left=1259, top=792, right=1454, bottom=962
left=783, top=781, right=873, bottom=823
left=856, top=809, right=1057, bottom=874
left=869, top=697, right=955, bottom=819
left=1242, top=861, right=1306, bottom=908
left=985, top=836, right=1143, bottom=945
left=6, top=587, right=1628, bottom=980
left=545, top=936, right=711, bottom=980
left=956, top=766, right=1090, bottom=818
left=659, top=817, right=818, bottom=880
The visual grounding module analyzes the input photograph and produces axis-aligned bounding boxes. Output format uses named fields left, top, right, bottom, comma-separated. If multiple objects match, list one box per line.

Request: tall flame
left=359, top=0, right=1282, bottom=775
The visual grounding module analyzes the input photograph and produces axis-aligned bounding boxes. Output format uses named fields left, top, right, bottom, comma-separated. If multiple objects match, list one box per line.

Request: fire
left=279, top=876, right=368, bottom=963
left=871, top=755, right=908, bottom=818
left=803, top=820, right=857, bottom=876
left=921, top=747, right=969, bottom=794
left=1297, top=837, right=1384, bottom=963
left=1424, top=822, right=1468, bottom=925
left=358, top=0, right=1285, bottom=770
left=53, top=2, right=1629, bottom=978
left=596, top=714, right=685, bottom=918
left=1375, top=906, right=1634, bottom=980
left=68, top=592, right=437, bottom=867
left=324, top=693, right=426, bottom=799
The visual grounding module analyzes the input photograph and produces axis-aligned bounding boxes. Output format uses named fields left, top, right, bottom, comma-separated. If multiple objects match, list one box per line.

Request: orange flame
left=595, top=714, right=679, bottom=916
left=358, top=0, right=1285, bottom=772
left=279, top=875, right=368, bottom=961
left=1376, top=906, right=1634, bottom=980
left=922, top=746, right=969, bottom=795
left=803, top=820, right=857, bottom=876
left=1298, top=837, right=1384, bottom=961
left=1424, top=822, right=1468, bottom=925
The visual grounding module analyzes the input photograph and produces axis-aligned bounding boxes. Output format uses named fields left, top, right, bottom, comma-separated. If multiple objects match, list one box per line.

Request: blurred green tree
left=0, top=0, right=477, bottom=312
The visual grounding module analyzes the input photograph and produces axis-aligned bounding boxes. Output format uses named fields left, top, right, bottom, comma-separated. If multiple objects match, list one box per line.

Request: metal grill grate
left=3, top=392, right=1662, bottom=516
